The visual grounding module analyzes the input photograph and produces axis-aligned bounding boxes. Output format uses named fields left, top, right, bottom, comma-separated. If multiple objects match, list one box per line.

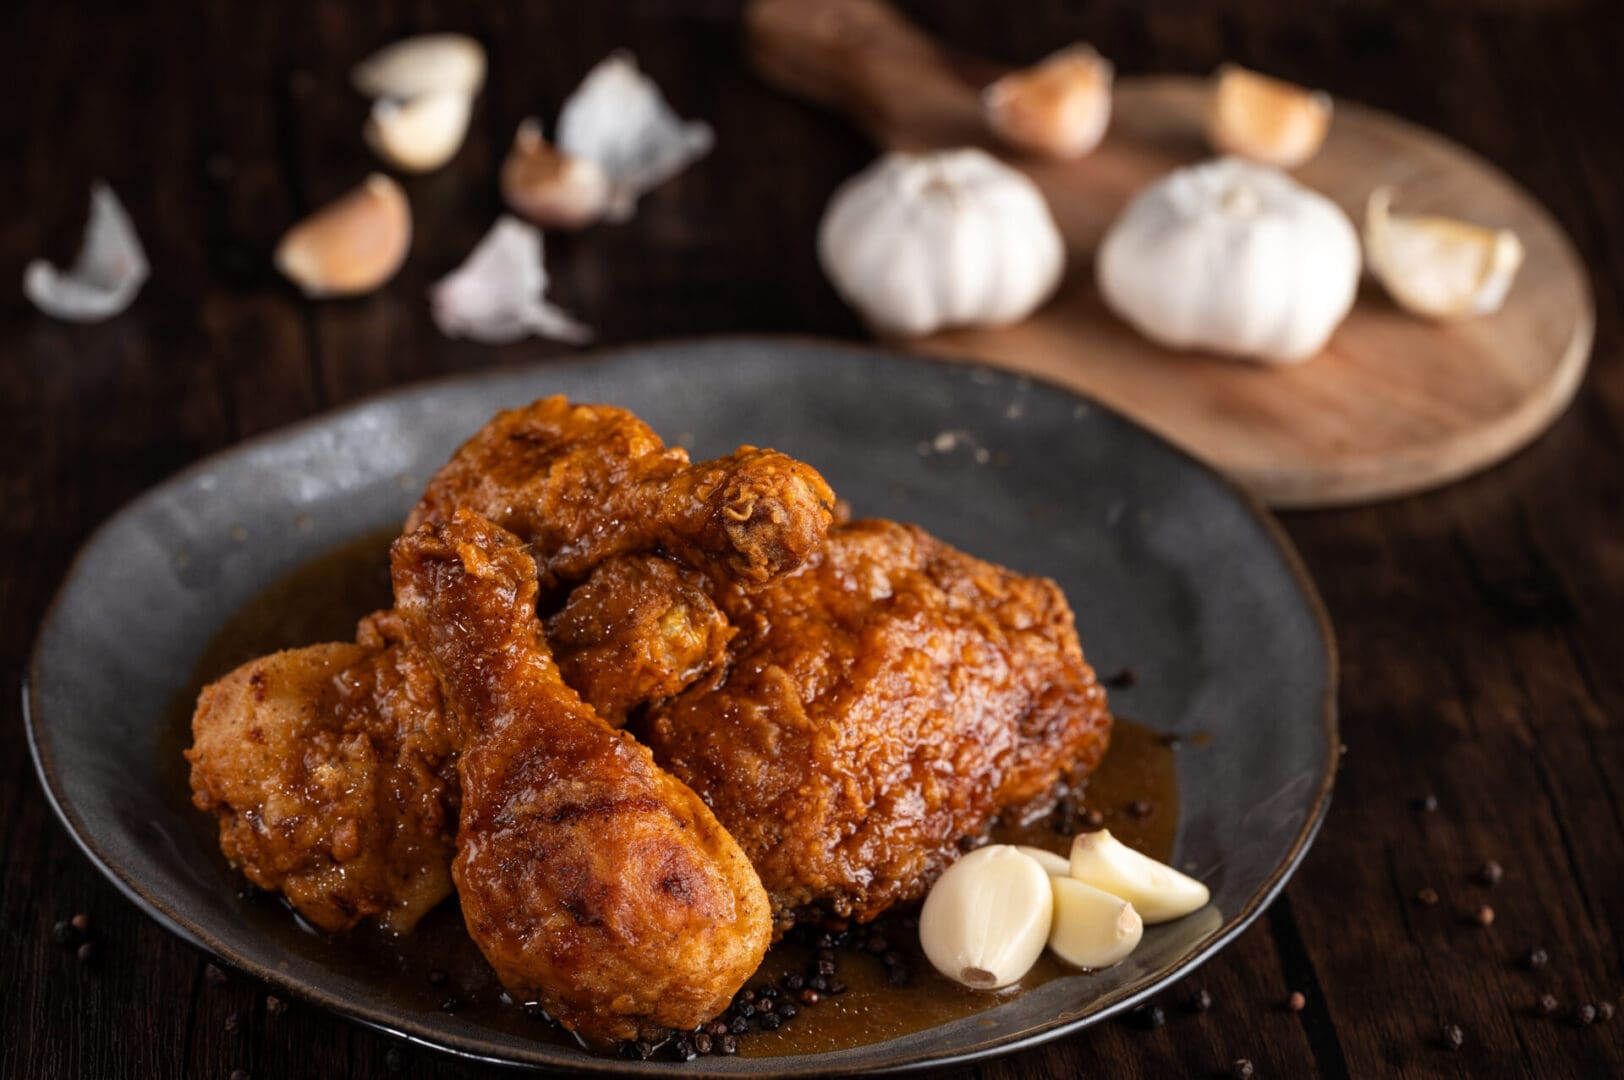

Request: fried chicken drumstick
left=393, top=511, right=770, bottom=1042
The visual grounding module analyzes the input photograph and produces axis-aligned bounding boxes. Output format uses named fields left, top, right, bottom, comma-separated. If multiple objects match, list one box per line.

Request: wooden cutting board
left=746, top=0, right=1594, bottom=508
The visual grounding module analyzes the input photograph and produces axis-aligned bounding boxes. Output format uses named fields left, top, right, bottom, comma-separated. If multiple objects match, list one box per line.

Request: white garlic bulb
left=818, top=148, right=1065, bottom=337
left=1097, top=157, right=1361, bottom=363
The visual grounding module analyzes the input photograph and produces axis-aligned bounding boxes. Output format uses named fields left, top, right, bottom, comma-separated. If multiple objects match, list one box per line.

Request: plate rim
left=25, top=335, right=1340, bottom=1076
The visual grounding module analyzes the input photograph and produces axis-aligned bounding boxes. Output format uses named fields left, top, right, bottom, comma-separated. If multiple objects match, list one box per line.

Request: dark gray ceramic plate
left=27, top=338, right=1336, bottom=1076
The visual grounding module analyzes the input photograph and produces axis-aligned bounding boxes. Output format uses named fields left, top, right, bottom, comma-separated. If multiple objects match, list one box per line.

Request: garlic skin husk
left=430, top=215, right=591, bottom=345
left=1049, top=877, right=1144, bottom=970
left=351, top=34, right=486, bottom=100
left=1068, top=829, right=1210, bottom=924
left=1207, top=64, right=1332, bottom=170
left=556, top=51, right=713, bottom=223
left=24, top=181, right=149, bottom=322
left=983, top=44, right=1114, bottom=160
left=1015, top=846, right=1073, bottom=877
left=275, top=174, right=411, bottom=298
left=364, top=91, right=474, bottom=173
left=919, top=845, right=1053, bottom=990
left=1364, top=187, right=1524, bottom=320
left=501, top=119, right=612, bottom=230
left=818, top=148, right=1065, bottom=337
left=1097, top=157, right=1360, bottom=363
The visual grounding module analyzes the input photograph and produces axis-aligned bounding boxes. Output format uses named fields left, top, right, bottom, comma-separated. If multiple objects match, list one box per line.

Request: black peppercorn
left=229, top=1070, right=250, bottom=1080
left=1189, top=988, right=1213, bottom=1012
left=223, top=1013, right=240, bottom=1035
left=719, top=1034, right=738, bottom=1055
left=1229, top=1059, right=1254, bottom=1079
left=439, top=996, right=464, bottom=1013
left=1126, top=1004, right=1165, bottom=1030
left=1442, top=1023, right=1465, bottom=1051
left=75, top=941, right=98, bottom=965
left=827, top=978, right=848, bottom=995
left=777, top=1001, right=798, bottom=1020
left=1578, top=1004, right=1598, bottom=1026
left=51, top=920, right=76, bottom=945
left=265, top=995, right=286, bottom=1017
left=1597, top=1002, right=1615, bottom=1023
left=1415, top=887, right=1439, bottom=906
left=670, top=1037, right=698, bottom=1062
left=1536, top=994, right=1559, bottom=1017
left=758, top=1011, right=783, bottom=1031
left=204, top=963, right=228, bottom=986
left=706, top=1020, right=729, bottom=1038
left=731, top=1015, right=750, bottom=1035
left=1524, top=948, right=1550, bottom=970
left=1476, top=860, right=1504, bottom=886
left=384, top=1046, right=405, bottom=1072
left=784, top=973, right=805, bottom=991
left=694, top=1032, right=713, bottom=1055
left=735, top=1001, right=755, bottom=1019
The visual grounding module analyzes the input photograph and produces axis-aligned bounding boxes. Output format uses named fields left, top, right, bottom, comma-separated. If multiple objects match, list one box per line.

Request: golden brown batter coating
left=642, top=519, right=1112, bottom=930
left=407, top=396, right=836, bottom=590
left=393, top=511, right=771, bottom=1042
left=185, top=614, right=457, bottom=934
left=546, top=554, right=734, bottom=725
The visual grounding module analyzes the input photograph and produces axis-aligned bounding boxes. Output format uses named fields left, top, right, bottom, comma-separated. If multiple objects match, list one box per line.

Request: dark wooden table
left=4, top=2, right=1621, bottom=1077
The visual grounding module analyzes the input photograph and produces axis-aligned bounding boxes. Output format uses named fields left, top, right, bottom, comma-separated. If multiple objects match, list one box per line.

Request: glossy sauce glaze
left=168, top=529, right=1182, bottom=1060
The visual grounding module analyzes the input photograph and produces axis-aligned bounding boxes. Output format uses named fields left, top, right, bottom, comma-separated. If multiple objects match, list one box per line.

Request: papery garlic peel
left=1068, top=829, right=1210, bottom=924
left=1364, top=186, right=1524, bottom=320
left=983, top=44, right=1114, bottom=160
left=1207, top=64, right=1332, bottom=170
left=919, top=845, right=1053, bottom=990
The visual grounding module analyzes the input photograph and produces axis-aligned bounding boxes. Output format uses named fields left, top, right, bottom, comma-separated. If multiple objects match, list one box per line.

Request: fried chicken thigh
left=185, top=611, right=456, bottom=933
left=642, top=519, right=1112, bottom=930
left=408, top=396, right=835, bottom=590
left=393, top=511, right=770, bottom=1042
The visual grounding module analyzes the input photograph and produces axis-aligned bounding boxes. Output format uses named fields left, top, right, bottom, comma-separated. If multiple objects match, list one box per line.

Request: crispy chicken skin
left=407, top=396, right=836, bottom=590
left=547, top=555, right=734, bottom=725
left=185, top=613, right=457, bottom=934
left=393, top=511, right=771, bottom=1042
left=642, top=519, right=1113, bottom=930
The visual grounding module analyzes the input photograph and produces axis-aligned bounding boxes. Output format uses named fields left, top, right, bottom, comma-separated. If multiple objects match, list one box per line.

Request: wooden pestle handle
left=744, top=0, right=998, bottom=151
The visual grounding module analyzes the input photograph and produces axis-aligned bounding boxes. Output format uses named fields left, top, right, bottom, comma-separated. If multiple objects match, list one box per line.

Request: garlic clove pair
left=24, top=181, right=149, bottom=322
left=500, top=52, right=712, bottom=230
left=500, top=119, right=612, bottom=231
left=983, top=44, right=1114, bottom=160
left=353, top=34, right=485, bottom=174
left=1364, top=186, right=1524, bottom=320
left=1068, top=829, right=1210, bottom=924
left=1207, top=64, right=1331, bottom=170
left=919, top=845, right=1053, bottom=990
left=274, top=174, right=411, bottom=298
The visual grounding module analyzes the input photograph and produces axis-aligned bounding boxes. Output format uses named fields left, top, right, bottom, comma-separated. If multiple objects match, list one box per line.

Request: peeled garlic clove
left=352, top=33, right=486, bottom=100
left=1015, top=846, right=1073, bottom=877
left=1364, top=186, right=1524, bottom=320
left=919, top=845, right=1053, bottom=991
left=24, top=181, right=149, bottom=322
left=500, top=119, right=611, bottom=231
left=1068, top=829, right=1209, bottom=924
left=1207, top=64, right=1331, bottom=169
left=983, top=44, right=1113, bottom=160
left=274, top=174, right=411, bottom=298
left=364, top=90, right=473, bottom=173
left=557, top=51, right=713, bottom=223
left=1049, top=877, right=1144, bottom=970
left=431, top=215, right=591, bottom=345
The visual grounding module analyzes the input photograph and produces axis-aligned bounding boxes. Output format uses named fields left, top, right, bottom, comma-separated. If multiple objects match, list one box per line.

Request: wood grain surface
left=3, top=2, right=1622, bottom=1079
left=749, top=0, right=1595, bottom=508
